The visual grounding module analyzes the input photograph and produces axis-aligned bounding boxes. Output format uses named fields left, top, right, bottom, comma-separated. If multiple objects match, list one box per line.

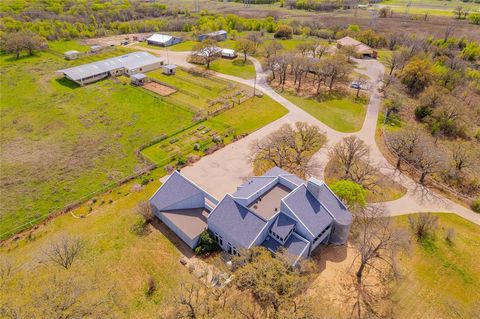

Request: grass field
left=379, top=0, right=480, bottom=16
left=0, top=179, right=195, bottom=317
left=393, top=213, right=480, bottom=318
left=0, top=40, right=286, bottom=239
left=142, top=95, right=287, bottom=163
left=282, top=93, right=367, bottom=132
left=209, top=57, right=256, bottom=79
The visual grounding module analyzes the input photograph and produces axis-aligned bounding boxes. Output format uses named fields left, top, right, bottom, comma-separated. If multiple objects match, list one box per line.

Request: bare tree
left=450, top=142, right=473, bottom=173
left=263, top=40, right=283, bottom=58
left=192, top=39, right=220, bottom=69
left=340, top=45, right=357, bottom=62
left=387, top=127, right=423, bottom=169
left=235, top=38, right=256, bottom=62
left=251, top=122, right=326, bottom=178
left=411, top=140, right=445, bottom=184
left=296, top=41, right=311, bottom=57
left=352, top=205, right=409, bottom=285
left=246, top=32, right=264, bottom=52
left=384, top=51, right=404, bottom=75
left=315, top=44, right=329, bottom=59
left=43, top=234, right=84, bottom=269
left=136, top=200, right=154, bottom=223
left=329, top=136, right=370, bottom=178
left=353, top=74, right=369, bottom=98
left=349, top=205, right=409, bottom=319
left=408, top=213, right=438, bottom=239
left=320, top=55, right=353, bottom=91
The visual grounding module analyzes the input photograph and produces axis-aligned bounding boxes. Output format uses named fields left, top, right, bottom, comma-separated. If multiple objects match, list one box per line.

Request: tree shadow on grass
left=55, top=77, right=80, bottom=89
left=3, top=53, right=42, bottom=63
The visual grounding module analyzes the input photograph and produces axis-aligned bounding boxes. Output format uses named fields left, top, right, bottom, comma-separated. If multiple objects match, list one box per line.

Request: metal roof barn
left=58, top=52, right=163, bottom=85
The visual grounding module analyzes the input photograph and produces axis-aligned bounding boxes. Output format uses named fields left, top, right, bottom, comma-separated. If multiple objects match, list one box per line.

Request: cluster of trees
left=251, top=122, right=327, bottom=178
left=265, top=49, right=354, bottom=93
left=0, top=30, right=48, bottom=59
left=380, top=30, right=480, bottom=200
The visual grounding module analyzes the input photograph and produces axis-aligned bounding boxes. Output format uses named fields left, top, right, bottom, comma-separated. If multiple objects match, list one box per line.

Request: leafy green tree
left=400, top=59, right=435, bottom=94
left=468, top=12, right=480, bottom=25
left=274, top=25, right=293, bottom=39
left=330, top=180, right=366, bottom=209
left=235, top=38, right=255, bottom=62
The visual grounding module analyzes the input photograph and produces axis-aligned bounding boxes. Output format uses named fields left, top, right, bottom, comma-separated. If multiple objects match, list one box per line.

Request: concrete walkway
left=139, top=46, right=479, bottom=226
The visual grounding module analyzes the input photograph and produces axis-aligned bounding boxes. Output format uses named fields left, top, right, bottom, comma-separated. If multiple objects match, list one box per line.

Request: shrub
left=194, top=230, right=219, bottom=255
left=136, top=200, right=154, bottom=223
left=471, top=198, right=480, bottom=213
left=408, top=213, right=438, bottom=240
left=445, top=228, right=456, bottom=243
left=145, top=276, right=157, bottom=297
left=415, top=105, right=433, bottom=120
left=141, top=176, right=150, bottom=186
left=274, top=25, right=293, bottom=39
left=330, top=180, right=366, bottom=209
left=131, top=215, right=148, bottom=236
left=193, top=143, right=200, bottom=151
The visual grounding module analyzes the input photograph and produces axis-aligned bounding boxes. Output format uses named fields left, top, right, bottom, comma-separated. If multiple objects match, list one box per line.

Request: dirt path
left=142, top=47, right=479, bottom=226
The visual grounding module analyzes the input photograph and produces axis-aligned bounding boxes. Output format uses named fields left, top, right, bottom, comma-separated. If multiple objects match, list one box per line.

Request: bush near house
left=194, top=230, right=219, bottom=255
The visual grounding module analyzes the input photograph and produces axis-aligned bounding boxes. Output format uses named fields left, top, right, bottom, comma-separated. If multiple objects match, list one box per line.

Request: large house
left=150, top=167, right=352, bottom=266
left=58, top=51, right=164, bottom=85
left=147, top=33, right=182, bottom=47
left=337, top=36, right=377, bottom=58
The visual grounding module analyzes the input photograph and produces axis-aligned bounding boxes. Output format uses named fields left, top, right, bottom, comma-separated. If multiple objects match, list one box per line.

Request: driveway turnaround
left=149, top=47, right=480, bottom=226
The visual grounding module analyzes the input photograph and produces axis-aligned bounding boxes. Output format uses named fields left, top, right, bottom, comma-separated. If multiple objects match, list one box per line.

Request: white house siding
left=157, top=211, right=201, bottom=248
left=278, top=176, right=300, bottom=190
left=208, top=222, right=243, bottom=255
left=73, top=72, right=109, bottom=85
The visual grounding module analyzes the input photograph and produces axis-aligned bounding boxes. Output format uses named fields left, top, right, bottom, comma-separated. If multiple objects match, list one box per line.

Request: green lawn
left=142, top=95, right=288, bottom=163
left=393, top=213, right=480, bottom=318
left=0, top=40, right=286, bottom=239
left=283, top=93, right=367, bottom=132
left=209, top=58, right=256, bottom=79
left=166, top=39, right=237, bottom=52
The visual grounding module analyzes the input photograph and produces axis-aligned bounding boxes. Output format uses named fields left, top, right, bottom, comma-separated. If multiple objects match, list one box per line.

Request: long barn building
left=58, top=51, right=164, bottom=86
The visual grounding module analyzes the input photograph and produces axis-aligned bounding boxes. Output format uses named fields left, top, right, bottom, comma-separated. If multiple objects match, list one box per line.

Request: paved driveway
left=150, top=48, right=480, bottom=225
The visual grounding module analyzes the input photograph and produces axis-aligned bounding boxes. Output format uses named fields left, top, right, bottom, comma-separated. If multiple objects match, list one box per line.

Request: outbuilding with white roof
left=147, top=33, right=182, bottom=47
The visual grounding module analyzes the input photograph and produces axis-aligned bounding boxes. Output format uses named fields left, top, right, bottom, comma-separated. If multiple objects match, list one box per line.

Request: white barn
left=147, top=34, right=182, bottom=47
left=58, top=52, right=164, bottom=85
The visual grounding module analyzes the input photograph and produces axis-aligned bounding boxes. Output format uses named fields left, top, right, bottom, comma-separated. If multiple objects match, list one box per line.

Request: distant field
left=379, top=0, right=480, bottom=16
left=282, top=93, right=367, bottom=132
left=393, top=213, right=480, bottom=318
left=0, top=41, right=286, bottom=239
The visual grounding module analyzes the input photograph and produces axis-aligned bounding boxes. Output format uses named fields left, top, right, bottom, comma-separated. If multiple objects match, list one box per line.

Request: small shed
left=162, top=64, right=177, bottom=75
left=64, top=50, right=80, bottom=60
left=131, top=73, right=147, bottom=86
left=221, top=48, right=237, bottom=59
left=90, top=45, right=102, bottom=53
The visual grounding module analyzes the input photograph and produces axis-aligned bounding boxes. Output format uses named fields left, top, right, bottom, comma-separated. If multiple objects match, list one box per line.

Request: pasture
left=283, top=93, right=368, bottom=133
left=0, top=40, right=286, bottom=239
left=393, top=213, right=480, bottom=318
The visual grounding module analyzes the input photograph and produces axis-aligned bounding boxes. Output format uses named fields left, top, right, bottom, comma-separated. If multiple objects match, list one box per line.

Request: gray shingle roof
left=280, top=174, right=305, bottom=187
left=270, top=212, right=296, bottom=239
left=315, top=183, right=352, bottom=226
left=59, top=52, right=162, bottom=81
left=262, top=232, right=309, bottom=265
left=283, top=185, right=333, bottom=237
left=208, top=195, right=267, bottom=248
left=232, top=176, right=277, bottom=198
left=150, top=171, right=204, bottom=211
left=262, top=167, right=291, bottom=177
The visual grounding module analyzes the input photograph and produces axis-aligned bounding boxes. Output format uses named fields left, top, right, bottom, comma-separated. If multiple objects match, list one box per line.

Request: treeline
left=284, top=0, right=344, bottom=11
